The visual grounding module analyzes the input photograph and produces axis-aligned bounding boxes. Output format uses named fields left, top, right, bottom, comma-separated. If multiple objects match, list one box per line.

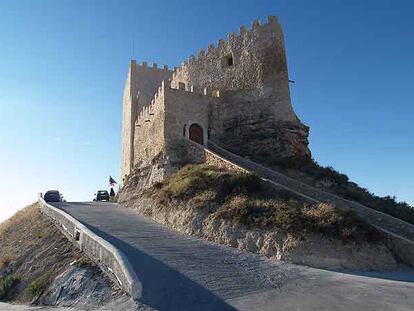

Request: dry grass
left=149, top=165, right=377, bottom=242
left=0, top=204, right=81, bottom=303
left=269, top=158, right=414, bottom=225
left=0, top=256, right=13, bottom=270
left=156, top=165, right=261, bottom=202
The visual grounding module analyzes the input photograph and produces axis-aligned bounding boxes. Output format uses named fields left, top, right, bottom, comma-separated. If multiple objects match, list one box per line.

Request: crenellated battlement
left=136, top=61, right=171, bottom=72
left=169, top=81, right=220, bottom=98
left=136, top=79, right=220, bottom=128
left=136, top=80, right=166, bottom=127
left=171, top=16, right=282, bottom=79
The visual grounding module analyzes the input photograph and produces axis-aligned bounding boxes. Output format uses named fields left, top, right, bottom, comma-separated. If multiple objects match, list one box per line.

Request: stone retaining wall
left=37, top=194, right=141, bottom=299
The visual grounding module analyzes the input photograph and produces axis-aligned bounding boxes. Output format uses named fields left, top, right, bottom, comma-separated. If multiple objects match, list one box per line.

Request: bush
left=0, top=275, right=20, bottom=300
left=301, top=203, right=375, bottom=242
left=77, top=258, right=92, bottom=268
left=27, top=276, right=48, bottom=298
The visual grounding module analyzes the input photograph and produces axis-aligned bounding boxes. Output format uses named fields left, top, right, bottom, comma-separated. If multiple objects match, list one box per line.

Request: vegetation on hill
left=0, top=204, right=117, bottom=305
left=146, top=165, right=377, bottom=243
left=266, top=157, right=414, bottom=225
left=0, top=204, right=81, bottom=302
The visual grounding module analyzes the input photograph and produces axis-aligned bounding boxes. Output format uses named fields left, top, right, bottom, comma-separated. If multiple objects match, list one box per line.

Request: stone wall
left=121, top=61, right=136, bottom=181
left=121, top=60, right=172, bottom=181
left=132, top=62, right=173, bottom=113
left=170, top=16, right=294, bottom=121
left=164, top=84, right=219, bottom=145
left=134, top=81, right=167, bottom=168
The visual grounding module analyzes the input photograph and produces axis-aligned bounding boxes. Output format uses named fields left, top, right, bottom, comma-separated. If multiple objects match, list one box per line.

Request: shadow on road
left=76, top=221, right=236, bottom=311
left=332, top=266, right=414, bottom=283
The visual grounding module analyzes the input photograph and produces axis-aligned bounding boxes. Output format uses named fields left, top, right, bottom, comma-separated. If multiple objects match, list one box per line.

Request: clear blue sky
left=0, top=0, right=413, bottom=222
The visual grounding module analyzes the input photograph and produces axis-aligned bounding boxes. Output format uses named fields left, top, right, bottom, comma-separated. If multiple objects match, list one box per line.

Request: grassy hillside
left=145, top=165, right=377, bottom=243
left=0, top=204, right=116, bottom=305
left=266, top=158, right=414, bottom=225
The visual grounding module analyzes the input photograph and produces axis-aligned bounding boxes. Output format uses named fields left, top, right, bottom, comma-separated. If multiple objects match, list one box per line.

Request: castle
left=121, top=16, right=311, bottom=184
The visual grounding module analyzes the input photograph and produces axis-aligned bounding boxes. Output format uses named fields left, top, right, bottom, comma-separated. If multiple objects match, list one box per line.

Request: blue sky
left=0, top=0, right=413, bottom=222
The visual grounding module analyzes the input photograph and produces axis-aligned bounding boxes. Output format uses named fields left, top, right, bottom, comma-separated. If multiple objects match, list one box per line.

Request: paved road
left=0, top=303, right=73, bottom=311
left=51, top=202, right=414, bottom=311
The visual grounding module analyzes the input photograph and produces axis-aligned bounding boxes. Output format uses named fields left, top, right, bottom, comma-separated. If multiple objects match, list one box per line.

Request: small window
left=225, top=54, right=233, bottom=67
left=75, top=229, right=81, bottom=241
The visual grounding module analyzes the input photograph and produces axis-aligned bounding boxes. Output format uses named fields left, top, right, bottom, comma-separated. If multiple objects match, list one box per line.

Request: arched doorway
left=189, top=123, right=204, bottom=145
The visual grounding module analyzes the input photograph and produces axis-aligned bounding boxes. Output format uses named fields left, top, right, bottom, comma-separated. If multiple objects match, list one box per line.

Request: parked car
left=44, top=190, right=62, bottom=203
left=94, top=190, right=110, bottom=202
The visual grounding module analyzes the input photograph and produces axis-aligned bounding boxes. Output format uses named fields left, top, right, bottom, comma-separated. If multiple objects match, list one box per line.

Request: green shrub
left=77, top=258, right=92, bottom=268
left=0, top=275, right=20, bottom=300
left=27, top=276, right=48, bottom=298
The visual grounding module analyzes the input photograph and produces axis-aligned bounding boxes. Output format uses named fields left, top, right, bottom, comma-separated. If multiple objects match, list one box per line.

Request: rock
left=220, top=118, right=311, bottom=164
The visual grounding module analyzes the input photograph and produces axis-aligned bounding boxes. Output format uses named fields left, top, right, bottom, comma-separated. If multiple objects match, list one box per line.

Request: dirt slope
left=0, top=204, right=125, bottom=309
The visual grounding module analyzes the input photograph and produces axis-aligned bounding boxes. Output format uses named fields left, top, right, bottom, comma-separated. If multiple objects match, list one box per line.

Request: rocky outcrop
left=218, top=118, right=311, bottom=165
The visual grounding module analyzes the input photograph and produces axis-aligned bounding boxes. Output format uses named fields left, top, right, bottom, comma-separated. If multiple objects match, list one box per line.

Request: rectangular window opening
left=226, top=54, right=233, bottom=66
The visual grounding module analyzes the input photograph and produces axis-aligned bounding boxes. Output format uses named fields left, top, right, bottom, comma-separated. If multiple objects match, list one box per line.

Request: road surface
left=49, top=202, right=414, bottom=311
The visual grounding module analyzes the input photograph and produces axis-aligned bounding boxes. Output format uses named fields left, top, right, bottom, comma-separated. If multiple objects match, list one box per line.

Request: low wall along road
left=37, top=194, right=141, bottom=300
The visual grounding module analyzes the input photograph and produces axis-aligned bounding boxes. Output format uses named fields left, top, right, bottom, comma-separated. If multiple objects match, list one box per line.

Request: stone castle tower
left=121, top=16, right=310, bottom=184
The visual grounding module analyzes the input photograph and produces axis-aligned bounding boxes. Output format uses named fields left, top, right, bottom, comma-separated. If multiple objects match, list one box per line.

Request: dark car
left=94, top=190, right=110, bottom=202
left=44, top=190, right=62, bottom=203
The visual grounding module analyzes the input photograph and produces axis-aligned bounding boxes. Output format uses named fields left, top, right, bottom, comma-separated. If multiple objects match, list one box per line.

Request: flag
left=109, top=176, right=117, bottom=186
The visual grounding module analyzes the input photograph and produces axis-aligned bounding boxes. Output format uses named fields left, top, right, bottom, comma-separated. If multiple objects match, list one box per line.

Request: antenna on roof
left=131, top=34, right=135, bottom=58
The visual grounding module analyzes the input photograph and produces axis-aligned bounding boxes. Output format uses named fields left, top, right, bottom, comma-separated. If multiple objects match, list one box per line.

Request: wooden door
left=189, top=124, right=204, bottom=145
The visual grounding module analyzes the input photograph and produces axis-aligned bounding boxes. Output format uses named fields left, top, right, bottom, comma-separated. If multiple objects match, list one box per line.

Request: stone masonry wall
left=121, top=61, right=137, bottom=181
left=132, top=62, right=173, bottom=113
left=134, top=82, right=166, bottom=167
left=121, top=60, right=172, bottom=181
left=163, top=84, right=219, bottom=145
left=170, top=16, right=296, bottom=121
